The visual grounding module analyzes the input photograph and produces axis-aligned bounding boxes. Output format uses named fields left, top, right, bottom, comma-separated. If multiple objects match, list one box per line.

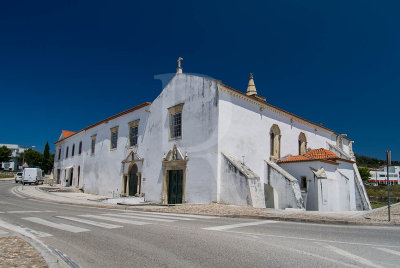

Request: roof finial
left=177, top=57, right=183, bottom=74
left=246, top=72, right=257, bottom=96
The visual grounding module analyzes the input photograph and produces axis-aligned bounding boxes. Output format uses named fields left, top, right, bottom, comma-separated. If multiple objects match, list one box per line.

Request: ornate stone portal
left=121, top=151, right=143, bottom=197
left=161, top=144, right=188, bottom=204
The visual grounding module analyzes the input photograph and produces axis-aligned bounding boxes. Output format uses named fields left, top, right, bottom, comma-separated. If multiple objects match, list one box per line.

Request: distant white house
left=368, top=166, right=400, bottom=185
left=0, top=144, right=27, bottom=171
left=53, top=59, right=371, bottom=211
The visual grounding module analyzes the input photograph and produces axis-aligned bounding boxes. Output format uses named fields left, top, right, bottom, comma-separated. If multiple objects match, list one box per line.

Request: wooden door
left=168, top=170, right=183, bottom=204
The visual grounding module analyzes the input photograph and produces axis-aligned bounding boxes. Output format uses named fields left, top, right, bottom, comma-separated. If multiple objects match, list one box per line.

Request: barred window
left=129, top=120, right=139, bottom=147
left=168, top=103, right=184, bottom=140
left=91, top=135, right=96, bottom=154
left=171, top=112, right=182, bottom=138
left=110, top=127, right=118, bottom=150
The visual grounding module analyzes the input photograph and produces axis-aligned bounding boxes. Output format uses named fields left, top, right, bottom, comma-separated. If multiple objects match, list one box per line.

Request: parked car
left=14, top=172, right=23, bottom=183
left=22, top=168, right=44, bottom=185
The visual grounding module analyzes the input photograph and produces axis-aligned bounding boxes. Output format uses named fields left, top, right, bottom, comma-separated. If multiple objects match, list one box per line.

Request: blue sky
left=0, top=0, right=399, bottom=160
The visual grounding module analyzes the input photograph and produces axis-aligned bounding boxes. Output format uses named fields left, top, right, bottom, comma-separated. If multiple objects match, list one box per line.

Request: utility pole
left=387, top=150, right=391, bottom=222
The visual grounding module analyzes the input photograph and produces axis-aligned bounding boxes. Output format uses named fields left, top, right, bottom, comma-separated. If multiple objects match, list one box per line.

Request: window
left=129, top=120, right=139, bottom=147
left=66, top=147, right=69, bottom=158
left=71, top=144, right=75, bottom=157
left=337, top=135, right=344, bottom=150
left=168, top=103, right=184, bottom=139
left=298, top=132, right=307, bottom=155
left=58, top=148, right=61, bottom=160
left=78, top=141, right=82, bottom=155
left=91, top=135, right=96, bottom=154
left=300, top=176, right=307, bottom=191
left=270, top=124, right=281, bottom=161
left=110, top=127, right=118, bottom=149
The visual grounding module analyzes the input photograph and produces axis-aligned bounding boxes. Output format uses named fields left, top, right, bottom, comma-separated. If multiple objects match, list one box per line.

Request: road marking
left=56, top=216, right=123, bottom=229
left=104, top=214, right=174, bottom=222
left=318, top=243, right=383, bottom=268
left=122, top=212, right=194, bottom=221
left=224, top=230, right=400, bottom=248
left=7, top=210, right=56, bottom=214
left=80, top=215, right=151, bottom=225
left=22, top=227, right=53, bottom=238
left=22, top=217, right=90, bottom=233
left=11, top=187, right=26, bottom=199
left=374, top=247, right=400, bottom=257
left=0, top=230, right=8, bottom=235
left=138, top=211, right=218, bottom=219
left=203, top=220, right=277, bottom=231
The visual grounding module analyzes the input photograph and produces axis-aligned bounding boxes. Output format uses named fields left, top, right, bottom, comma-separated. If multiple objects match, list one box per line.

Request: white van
left=22, top=168, right=44, bottom=185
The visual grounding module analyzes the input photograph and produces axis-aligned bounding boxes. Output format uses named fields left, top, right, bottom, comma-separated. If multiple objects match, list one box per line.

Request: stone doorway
left=128, top=164, right=140, bottom=196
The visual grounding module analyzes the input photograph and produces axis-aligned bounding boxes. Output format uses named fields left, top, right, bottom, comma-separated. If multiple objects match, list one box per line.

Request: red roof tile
left=279, top=148, right=340, bottom=163
left=62, top=130, right=76, bottom=139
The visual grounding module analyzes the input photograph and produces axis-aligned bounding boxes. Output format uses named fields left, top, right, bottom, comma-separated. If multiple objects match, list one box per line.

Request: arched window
left=270, top=124, right=281, bottom=161
left=78, top=141, right=82, bottom=155
left=66, top=147, right=69, bottom=158
left=298, top=132, right=307, bottom=155
left=71, top=144, right=75, bottom=157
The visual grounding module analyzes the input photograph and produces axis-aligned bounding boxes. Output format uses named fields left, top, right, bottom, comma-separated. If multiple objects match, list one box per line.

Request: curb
left=12, top=185, right=400, bottom=227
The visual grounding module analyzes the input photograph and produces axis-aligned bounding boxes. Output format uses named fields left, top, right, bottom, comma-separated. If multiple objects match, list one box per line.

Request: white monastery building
left=54, top=59, right=371, bottom=211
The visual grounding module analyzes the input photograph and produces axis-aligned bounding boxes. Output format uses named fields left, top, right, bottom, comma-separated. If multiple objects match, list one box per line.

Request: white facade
left=0, top=144, right=27, bottom=171
left=368, top=166, right=400, bottom=185
left=54, top=68, right=370, bottom=211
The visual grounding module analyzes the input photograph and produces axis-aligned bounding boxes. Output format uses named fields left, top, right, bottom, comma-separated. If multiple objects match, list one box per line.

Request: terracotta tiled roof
left=279, top=148, right=340, bottom=163
left=62, top=130, right=76, bottom=139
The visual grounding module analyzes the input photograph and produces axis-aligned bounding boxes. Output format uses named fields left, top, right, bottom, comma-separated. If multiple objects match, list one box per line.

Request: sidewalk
left=13, top=184, right=400, bottom=226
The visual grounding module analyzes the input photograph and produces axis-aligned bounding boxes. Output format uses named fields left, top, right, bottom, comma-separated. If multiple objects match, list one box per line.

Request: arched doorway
left=128, top=164, right=139, bottom=196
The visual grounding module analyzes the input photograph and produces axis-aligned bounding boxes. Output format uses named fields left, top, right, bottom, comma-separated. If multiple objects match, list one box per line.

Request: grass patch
left=0, top=173, right=14, bottom=179
left=370, top=201, right=388, bottom=209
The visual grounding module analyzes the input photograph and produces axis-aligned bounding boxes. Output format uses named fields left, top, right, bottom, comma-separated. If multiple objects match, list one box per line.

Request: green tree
left=0, top=146, right=12, bottom=163
left=42, top=142, right=52, bottom=173
left=358, top=167, right=371, bottom=181
left=22, top=149, right=43, bottom=168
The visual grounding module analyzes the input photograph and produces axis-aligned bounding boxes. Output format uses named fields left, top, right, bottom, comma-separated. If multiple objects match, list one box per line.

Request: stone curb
left=13, top=185, right=399, bottom=227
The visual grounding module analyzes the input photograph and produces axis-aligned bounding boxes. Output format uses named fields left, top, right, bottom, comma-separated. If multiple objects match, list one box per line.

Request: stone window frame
left=298, top=132, right=307, bottom=155
left=269, top=124, right=281, bottom=161
left=110, top=126, right=119, bottom=150
left=91, top=135, right=96, bottom=155
left=128, top=120, right=140, bottom=147
left=168, top=103, right=184, bottom=140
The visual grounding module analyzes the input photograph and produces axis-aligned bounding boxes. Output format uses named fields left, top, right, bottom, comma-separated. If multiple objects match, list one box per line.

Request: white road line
left=23, top=227, right=53, bottom=238
left=225, top=230, right=400, bottom=249
left=0, top=230, right=8, bottom=235
left=7, top=210, right=56, bottom=214
left=80, top=215, right=151, bottom=225
left=319, top=243, right=383, bottom=268
left=0, top=212, right=3, bottom=213
left=11, top=187, right=26, bottom=199
left=203, top=220, right=277, bottom=231
left=22, top=217, right=90, bottom=233
left=374, top=247, right=400, bottom=257
left=103, top=214, right=174, bottom=223
left=138, top=211, right=218, bottom=219
left=122, top=212, right=194, bottom=221
left=56, top=216, right=123, bottom=229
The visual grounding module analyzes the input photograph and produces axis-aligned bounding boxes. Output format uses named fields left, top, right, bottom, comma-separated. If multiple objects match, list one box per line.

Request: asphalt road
left=0, top=181, right=399, bottom=268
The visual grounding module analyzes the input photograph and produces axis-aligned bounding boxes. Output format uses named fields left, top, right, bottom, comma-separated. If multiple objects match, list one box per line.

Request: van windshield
left=17, top=173, right=23, bottom=176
